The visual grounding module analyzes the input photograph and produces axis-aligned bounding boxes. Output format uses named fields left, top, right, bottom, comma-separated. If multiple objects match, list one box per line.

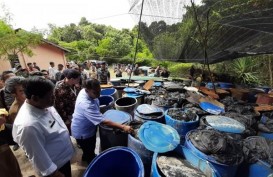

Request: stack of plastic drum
left=99, top=110, right=131, bottom=151
left=83, top=147, right=144, bottom=177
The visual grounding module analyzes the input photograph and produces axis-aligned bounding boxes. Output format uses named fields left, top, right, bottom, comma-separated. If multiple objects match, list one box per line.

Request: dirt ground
left=13, top=136, right=101, bottom=177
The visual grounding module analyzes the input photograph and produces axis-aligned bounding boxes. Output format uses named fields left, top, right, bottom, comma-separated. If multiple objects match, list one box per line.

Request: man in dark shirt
left=97, top=63, right=110, bottom=84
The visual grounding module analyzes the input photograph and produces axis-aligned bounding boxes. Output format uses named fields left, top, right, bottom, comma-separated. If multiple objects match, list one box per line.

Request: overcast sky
left=0, top=0, right=137, bottom=31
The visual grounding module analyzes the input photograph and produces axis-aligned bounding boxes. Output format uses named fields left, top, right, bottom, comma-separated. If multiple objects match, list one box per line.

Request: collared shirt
left=12, top=102, right=74, bottom=176
left=54, top=80, right=81, bottom=123
left=71, top=89, right=105, bottom=139
left=48, top=67, right=57, bottom=80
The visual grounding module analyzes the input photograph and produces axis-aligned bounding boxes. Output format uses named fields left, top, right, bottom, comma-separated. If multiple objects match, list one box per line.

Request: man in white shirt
left=48, top=62, right=57, bottom=80
left=12, top=77, right=74, bottom=177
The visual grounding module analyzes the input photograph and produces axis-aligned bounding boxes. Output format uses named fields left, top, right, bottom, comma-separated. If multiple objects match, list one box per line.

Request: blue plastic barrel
left=151, top=151, right=219, bottom=177
left=128, top=134, right=153, bottom=177
left=98, top=95, right=114, bottom=114
left=258, top=132, right=273, bottom=140
left=185, top=131, right=239, bottom=177
left=165, top=109, right=199, bottom=143
left=237, top=160, right=273, bottom=177
left=176, top=145, right=220, bottom=177
left=101, top=88, right=119, bottom=100
left=83, top=147, right=144, bottom=177
left=218, top=82, right=234, bottom=89
left=99, top=110, right=131, bottom=151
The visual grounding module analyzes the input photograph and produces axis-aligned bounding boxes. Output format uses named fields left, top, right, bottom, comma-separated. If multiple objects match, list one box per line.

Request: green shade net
left=128, top=0, right=273, bottom=63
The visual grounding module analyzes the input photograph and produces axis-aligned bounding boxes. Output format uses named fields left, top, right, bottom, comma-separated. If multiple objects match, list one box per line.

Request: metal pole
left=128, top=0, right=145, bottom=86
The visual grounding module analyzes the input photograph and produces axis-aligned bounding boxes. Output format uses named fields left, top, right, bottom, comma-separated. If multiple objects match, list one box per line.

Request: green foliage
left=0, top=20, right=42, bottom=60
left=168, top=63, right=193, bottom=77
left=230, top=58, right=261, bottom=85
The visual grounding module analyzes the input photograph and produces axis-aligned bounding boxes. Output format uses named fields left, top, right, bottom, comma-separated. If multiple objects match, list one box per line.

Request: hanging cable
left=128, top=0, right=145, bottom=85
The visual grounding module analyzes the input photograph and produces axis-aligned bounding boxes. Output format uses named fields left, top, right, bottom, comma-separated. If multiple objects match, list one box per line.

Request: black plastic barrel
left=99, top=110, right=131, bottom=151
left=115, top=97, right=137, bottom=116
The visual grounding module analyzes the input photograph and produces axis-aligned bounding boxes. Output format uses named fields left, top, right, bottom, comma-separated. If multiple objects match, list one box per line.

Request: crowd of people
left=0, top=61, right=133, bottom=177
left=0, top=60, right=172, bottom=176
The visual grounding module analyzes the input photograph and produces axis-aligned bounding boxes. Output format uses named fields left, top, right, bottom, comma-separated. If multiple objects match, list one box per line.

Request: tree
left=0, top=20, right=42, bottom=61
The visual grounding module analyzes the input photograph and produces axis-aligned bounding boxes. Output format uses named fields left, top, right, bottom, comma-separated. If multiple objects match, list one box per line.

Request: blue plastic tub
left=83, top=147, right=144, bottom=177
left=165, top=109, right=199, bottom=143
left=101, top=88, right=118, bottom=100
left=98, top=95, right=114, bottom=114
left=185, top=131, right=239, bottom=177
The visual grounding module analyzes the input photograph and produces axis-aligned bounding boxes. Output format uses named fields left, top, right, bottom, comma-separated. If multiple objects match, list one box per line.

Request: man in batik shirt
left=54, top=69, right=81, bottom=133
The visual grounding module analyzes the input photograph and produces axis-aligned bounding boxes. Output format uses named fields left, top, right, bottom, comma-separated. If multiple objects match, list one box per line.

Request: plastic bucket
left=185, top=131, right=239, bottom=177
left=99, top=110, right=131, bottom=151
left=165, top=109, right=199, bottom=143
left=101, top=88, right=119, bottom=100
left=98, top=95, right=114, bottom=114
left=128, top=134, right=153, bottom=177
left=115, top=97, right=137, bottom=116
left=83, top=147, right=144, bottom=177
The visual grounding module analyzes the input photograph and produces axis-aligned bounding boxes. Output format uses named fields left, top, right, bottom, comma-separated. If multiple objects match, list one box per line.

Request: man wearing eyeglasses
left=12, top=77, right=74, bottom=177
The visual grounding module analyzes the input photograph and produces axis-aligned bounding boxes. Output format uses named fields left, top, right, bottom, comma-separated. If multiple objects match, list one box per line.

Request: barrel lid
left=110, top=78, right=120, bottom=81
left=123, top=87, right=137, bottom=93
left=103, top=110, right=131, bottom=124
left=204, top=115, right=245, bottom=133
left=138, top=121, right=180, bottom=153
left=136, top=104, right=163, bottom=116
left=125, top=93, right=143, bottom=98
left=199, top=102, right=225, bottom=115
left=153, top=82, right=162, bottom=87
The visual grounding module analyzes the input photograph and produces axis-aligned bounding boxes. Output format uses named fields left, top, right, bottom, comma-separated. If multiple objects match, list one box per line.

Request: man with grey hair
left=5, top=77, right=26, bottom=124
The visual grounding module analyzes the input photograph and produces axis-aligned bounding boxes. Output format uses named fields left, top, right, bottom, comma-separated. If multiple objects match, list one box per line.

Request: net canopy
left=128, top=0, right=273, bottom=64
